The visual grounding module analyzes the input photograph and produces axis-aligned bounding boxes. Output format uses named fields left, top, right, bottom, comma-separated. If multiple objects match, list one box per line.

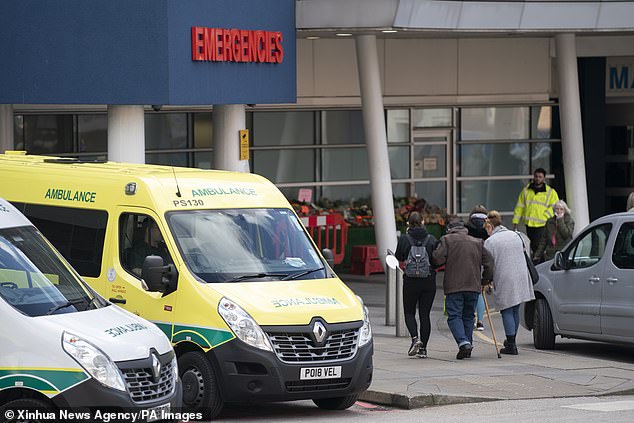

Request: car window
left=566, top=223, right=612, bottom=269
left=612, top=221, right=634, bottom=269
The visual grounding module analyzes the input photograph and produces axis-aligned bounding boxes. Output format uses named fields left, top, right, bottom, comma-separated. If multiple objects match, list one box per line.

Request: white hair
left=553, top=200, right=570, bottom=214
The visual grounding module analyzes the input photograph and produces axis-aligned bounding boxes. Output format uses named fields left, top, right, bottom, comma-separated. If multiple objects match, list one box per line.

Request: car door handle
left=606, top=277, right=618, bottom=285
left=588, top=276, right=600, bottom=283
left=109, top=297, right=127, bottom=304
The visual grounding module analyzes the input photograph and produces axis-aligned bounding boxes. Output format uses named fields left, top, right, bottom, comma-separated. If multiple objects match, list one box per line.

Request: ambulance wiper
left=226, top=273, right=289, bottom=282
left=282, top=267, right=325, bottom=280
left=46, top=299, right=86, bottom=315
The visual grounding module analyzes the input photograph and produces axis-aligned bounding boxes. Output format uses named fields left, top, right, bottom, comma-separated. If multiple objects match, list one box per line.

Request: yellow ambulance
left=0, top=152, right=373, bottom=419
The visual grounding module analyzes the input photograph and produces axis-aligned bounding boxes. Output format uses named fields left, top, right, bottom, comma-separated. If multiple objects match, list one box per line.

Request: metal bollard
left=385, top=264, right=396, bottom=326
left=394, top=268, right=408, bottom=337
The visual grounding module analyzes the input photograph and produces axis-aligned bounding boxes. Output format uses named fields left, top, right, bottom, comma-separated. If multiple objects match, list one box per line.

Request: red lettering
left=215, top=29, right=224, bottom=61
left=191, top=27, right=205, bottom=61
left=266, top=31, right=274, bottom=63
left=204, top=28, right=215, bottom=61
left=274, top=32, right=284, bottom=63
left=231, top=29, right=241, bottom=62
left=241, top=30, right=250, bottom=62
left=248, top=30, right=258, bottom=62
left=256, top=31, right=266, bottom=62
left=223, top=29, right=232, bottom=62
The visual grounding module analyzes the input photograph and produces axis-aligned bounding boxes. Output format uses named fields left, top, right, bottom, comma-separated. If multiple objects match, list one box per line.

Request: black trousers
left=403, top=276, right=436, bottom=347
left=526, top=226, right=545, bottom=256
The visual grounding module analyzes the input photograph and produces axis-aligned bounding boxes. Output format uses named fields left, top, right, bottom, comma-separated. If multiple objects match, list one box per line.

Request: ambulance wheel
left=0, top=398, right=52, bottom=422
left=313, top=394, right=358, bottom=410
left=180, top=351, right=223, bottom=420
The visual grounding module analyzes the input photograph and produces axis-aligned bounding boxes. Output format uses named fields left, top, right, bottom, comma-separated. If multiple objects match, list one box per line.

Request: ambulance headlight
left=170, top=356, right=178, bottom=383
left=218, top=297, right=273, bottom=352
left=356, top=295, right=373, bottom=347
left=62, top=332, right=126, bottom=391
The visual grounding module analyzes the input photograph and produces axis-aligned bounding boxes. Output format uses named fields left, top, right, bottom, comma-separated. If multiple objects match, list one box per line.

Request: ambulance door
left=107, top=207, right=178, bottom=339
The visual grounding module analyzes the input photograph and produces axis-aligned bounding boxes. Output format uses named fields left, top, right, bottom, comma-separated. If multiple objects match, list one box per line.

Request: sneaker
left=415, top=348, right=427, bottom=358
left=476, top=321, right=484, bottom=331
left=408, top=337, right=423, bottom=356
left=456, top=343, right=473, bottom=360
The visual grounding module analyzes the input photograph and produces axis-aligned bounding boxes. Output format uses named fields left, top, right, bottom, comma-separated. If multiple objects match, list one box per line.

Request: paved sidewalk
left=340, top=272, right=634, bottom=409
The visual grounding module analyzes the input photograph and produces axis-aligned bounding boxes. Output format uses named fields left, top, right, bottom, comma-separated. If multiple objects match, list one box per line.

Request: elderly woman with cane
left=484, top=211, right=535, bottom=355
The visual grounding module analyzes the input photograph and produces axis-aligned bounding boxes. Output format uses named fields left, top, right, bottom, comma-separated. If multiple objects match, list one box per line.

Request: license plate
left=146, top=403, right=170, bottom=422
left=300, top=366, right=342, bottom=380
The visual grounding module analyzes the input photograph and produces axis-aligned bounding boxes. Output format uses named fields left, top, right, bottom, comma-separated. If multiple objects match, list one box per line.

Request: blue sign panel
left=0, top=0, right=296, bottom=105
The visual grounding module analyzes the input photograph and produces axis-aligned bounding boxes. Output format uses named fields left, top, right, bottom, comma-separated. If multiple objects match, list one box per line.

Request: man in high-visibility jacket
left=512, top=168, right=559, bottom=256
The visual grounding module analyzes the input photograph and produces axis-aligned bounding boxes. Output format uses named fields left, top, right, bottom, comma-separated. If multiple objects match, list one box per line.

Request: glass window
left=253, top=111, right=315, bottom=146
left=18, top=203, right=107, bottom=277
left=322, top=111, right=365, bottom=145
left=253, top=150, right=315, bottom=183
left=167, top=208, right=326, bottom=283
left=612, top=222, right=634, bottom=269
left=322, top=147, right=368, bottom=181
left=457, top=180, right=528, bottom=213
left=387, top=109, right=409, bottom=143
left=389, top=146, right=409, bottom=179
left=193, top=112, right=212, bottom=149
left=566, top=223, right=612, bottom=269
left=77, top=114, right=107, bottom=153
left=0, top=225, right=101, bottom=317
left=145, top=113, right=187, bottom=150
left=19, top=115, right=73, bottom=154
left=459, top=143, right=530, bottom=177
left=412, top=108, right=452, bottom=128
left=531, top=106, right=552, bottom=139
left=146, top=152, right=188, bottom=167
left=392, top=183, right=409, bottom=199
left=414, top=181, right=446, bottom=210
left=531, top=142, right=552, bottom=173
left=413, top=145, right=446, bottom=178
left=321, top=185, right=371, bottom=205
left=120, top=214, right=173, bottom=279
left=194, top=152, right=214, bottom=170
left=461, top=107, right=529, bottom=140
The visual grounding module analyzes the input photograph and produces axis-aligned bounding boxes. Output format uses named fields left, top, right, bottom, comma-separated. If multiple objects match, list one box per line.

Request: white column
left=107, top=105, right=145, bottom=164
left=556, top=33, right=589, bottom=233
left=0, top=105, right=14, bottom=153
left=212, top=104, right=249, bottom=172
left=355, top=35, right=398, bottom=267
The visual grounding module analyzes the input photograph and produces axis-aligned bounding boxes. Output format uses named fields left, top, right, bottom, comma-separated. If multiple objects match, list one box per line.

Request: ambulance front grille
left=121, top=359, right=175, bottom=403
left=267, top=328, right=359, bottom=364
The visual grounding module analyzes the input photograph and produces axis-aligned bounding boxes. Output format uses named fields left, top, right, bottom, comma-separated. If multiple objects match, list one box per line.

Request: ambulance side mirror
left=142, top=255, right=178, bottom=295
left=322, top=248, right=335, bottom=269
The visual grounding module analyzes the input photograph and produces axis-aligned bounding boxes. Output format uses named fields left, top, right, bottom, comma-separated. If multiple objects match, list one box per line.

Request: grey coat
left=483, top=226, right=535, bottom=310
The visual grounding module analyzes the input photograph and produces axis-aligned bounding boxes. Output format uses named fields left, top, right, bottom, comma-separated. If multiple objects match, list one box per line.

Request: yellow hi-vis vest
left=512, top=183, right=559, bottom=228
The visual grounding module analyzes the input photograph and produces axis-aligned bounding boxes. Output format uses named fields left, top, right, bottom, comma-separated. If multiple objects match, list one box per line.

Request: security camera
left=151, top=105, right=162, bottom=112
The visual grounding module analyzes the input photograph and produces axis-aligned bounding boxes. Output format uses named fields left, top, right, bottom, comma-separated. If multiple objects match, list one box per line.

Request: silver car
left=521, top=212, right=634, bottom=349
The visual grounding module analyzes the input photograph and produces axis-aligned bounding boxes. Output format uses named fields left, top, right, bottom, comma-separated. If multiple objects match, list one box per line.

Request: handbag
left=515, top=231, right=539, bottom=285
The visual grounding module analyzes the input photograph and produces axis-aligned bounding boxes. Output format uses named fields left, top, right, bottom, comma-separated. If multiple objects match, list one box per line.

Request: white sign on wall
left=606, top=58, right=634, bottom=97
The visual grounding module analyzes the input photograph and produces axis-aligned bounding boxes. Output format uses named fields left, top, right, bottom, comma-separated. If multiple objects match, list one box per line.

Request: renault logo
left=151, top=353, right=161, bottom=381
left=312, top=321, right=327, bottom=344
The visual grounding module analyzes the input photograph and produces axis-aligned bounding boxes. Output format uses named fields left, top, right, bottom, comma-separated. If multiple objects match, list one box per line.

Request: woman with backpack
left=395, top=211, right=439, bottom=358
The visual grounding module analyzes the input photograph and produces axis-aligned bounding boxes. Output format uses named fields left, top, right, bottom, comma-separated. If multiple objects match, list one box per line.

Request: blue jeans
left=476, top=294, right=485, bottom=322
left=445, top=292, right=479, bottom=347
left=501, top=304, right=520, bottom=336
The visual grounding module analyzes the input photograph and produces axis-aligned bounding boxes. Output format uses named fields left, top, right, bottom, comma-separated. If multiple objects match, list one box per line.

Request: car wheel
left=533, top=298, right=556, bottom=349
left=0, top=398, right=52, bottom=423
left=313, top=394, right=358, bottom=410
left=180, top=351, right=223, bottom=420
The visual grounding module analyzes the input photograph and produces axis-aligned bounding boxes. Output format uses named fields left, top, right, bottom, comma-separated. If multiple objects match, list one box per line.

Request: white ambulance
left=0, top=198, right=182, bottom=420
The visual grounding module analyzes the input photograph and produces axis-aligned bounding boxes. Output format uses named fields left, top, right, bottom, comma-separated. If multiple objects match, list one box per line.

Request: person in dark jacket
left=395, top=211, right=439, bottom=358
left=466, top=205, right=489, bottom=332
left=533, top=200, right=574, bottom=262
left=432, top=218, right=494, bottom=359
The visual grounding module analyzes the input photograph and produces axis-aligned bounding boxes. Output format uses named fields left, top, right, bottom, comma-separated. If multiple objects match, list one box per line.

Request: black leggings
left=403, top=277, right=436, bottom=347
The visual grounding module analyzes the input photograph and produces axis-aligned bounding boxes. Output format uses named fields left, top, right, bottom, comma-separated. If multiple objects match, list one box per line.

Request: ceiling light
left=306, top=36, right=320, bottom=40
left=382, top=30, right=398, bottom=33
left=336, top=33, right=352, bottom=37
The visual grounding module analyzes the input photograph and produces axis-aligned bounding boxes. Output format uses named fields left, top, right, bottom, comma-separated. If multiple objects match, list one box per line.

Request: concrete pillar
left=107, top=105, right=145, bottom=164
left=355, top=34, right=398, bottom=266
left=212, top=104, right=249, bottom=172
left=556, top=33, right=590, bottom=233
left=0, top=105, right=14, bottom=153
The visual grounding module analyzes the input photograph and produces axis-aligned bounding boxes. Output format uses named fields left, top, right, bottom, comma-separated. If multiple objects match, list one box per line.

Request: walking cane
left=482, top=286, right=501, bottom=359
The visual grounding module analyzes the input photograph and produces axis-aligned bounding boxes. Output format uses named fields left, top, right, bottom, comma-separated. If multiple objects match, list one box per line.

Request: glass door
left=411, top=128, right=453, bottom=215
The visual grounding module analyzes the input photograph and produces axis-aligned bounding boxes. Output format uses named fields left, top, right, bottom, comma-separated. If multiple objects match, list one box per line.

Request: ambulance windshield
left=167, top=208, right=328, bottom=283
left=0, top=226, right=103, bottom=316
